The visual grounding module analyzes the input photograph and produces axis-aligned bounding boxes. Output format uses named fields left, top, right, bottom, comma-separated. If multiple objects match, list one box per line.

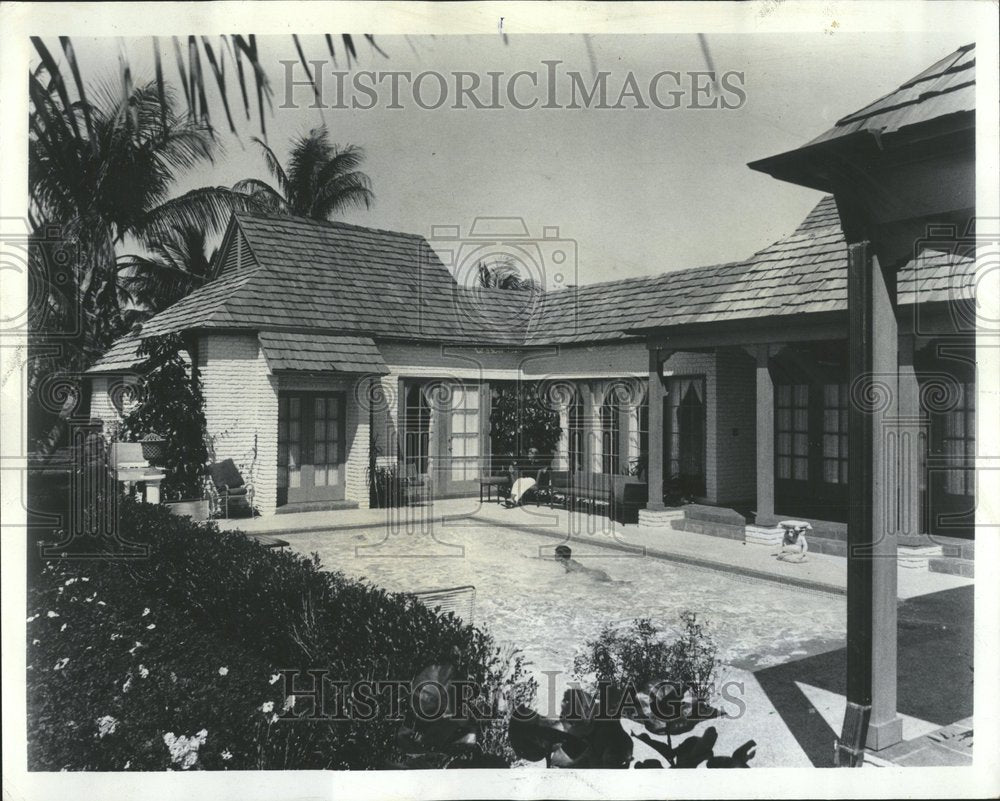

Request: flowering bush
left=26, top=499, right=535, bottom=770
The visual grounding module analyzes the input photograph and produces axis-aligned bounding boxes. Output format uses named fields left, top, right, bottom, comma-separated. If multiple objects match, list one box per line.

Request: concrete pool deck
left=218, top=498, right=972, bottom=600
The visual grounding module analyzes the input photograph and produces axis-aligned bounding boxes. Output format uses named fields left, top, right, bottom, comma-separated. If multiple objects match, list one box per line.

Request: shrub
left=572, top=614, right=720, bottom=703
left=118, top=334, right=208, bottom=500
left=27, top=500, right=535, bottom=770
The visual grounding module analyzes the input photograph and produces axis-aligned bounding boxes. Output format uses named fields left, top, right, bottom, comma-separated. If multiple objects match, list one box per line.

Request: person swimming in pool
left=554, top=545, right=624, bottom=584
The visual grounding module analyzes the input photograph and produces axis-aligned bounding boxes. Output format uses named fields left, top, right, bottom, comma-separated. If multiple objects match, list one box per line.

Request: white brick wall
left=199, top=333, right=279, bottom=514
left=88, top=374, right=141, bottom=438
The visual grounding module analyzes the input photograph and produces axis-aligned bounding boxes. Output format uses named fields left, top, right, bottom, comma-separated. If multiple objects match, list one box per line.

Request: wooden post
left=646, top=348, right=666, bottom=510
left=755, top=344, right=777, bottom=527
left=838, top=241, right=903, bottom=765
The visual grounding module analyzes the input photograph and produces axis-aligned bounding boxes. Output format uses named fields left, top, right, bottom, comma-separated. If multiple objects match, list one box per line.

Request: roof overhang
left=258, top=332, right=389, bottom=375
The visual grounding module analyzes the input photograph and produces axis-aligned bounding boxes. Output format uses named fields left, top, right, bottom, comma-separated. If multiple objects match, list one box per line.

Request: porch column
left=839, top=241, right=902, bottom=762
left=646, top=348, right=666, bottom=510
left=587, top=382, right=603, bottom=474
left=897, top=336, right=926, bottom=542
left=755, top=344, right=777, bottom=526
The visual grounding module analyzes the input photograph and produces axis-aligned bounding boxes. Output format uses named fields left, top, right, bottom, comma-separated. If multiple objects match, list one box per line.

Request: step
left=637, top=507, right=686, bottom=528
left=928, top=557, right=974, bottom=578
left=276, top=500, right=360, bottom=515
left=897, top=545, right=944, bottom=571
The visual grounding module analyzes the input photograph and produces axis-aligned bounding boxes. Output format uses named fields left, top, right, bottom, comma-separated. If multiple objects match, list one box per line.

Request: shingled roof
left=93, top=198, right=973, bottom=374
left=629, top=195, right=974, bottom=332
left=806, top=43, right=975, bottom=147
left=139, top=213, right=527, bottom=345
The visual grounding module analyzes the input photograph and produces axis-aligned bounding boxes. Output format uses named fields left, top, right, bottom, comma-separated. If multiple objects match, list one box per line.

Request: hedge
left=27, top=499, right=536, bottom=770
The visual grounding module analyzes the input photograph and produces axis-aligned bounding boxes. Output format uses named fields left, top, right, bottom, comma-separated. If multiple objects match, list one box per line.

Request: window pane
left=315, top=397, right=325, bottom=418
left=778, top=385, right=791, bottom=405
left=794, top=409, right=809, bottom=431
left=777, top=456, right=791, bottom=479
left=823, top=459, right=838, bottom=483
left=794, top=433, right=808, bottom=456
left=777, top=409, right=791, bottom=432
left=777, top=433, right=791, bottom=456
left=794, top=385, right=808, bottom=405
left=466, top=438, right=479, bottom=457
left=823, top=433, right=838, bottom=457
left=793, top=457, right=808, bottom=480
left=290, top=397, right=300, bottom=418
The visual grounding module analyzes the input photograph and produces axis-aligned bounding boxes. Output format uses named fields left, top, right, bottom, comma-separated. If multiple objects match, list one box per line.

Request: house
left=86, top=45, right=976, bottom=550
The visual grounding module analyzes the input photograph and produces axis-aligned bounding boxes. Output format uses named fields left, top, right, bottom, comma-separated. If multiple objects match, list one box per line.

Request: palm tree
left=28, top=75, right=242, bottom=448
left=117, top=223, right=219, bottom=317
left=234, top=125, right=374, bottom=220
left=477, top=258, right=540, bottom=291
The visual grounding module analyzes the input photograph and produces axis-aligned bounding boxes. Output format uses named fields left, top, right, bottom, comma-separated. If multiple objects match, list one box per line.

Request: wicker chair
left=208, top=459, right=254, bottom=518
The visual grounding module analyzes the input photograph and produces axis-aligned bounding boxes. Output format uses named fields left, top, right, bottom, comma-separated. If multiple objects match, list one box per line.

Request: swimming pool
left=280, top=519, right=846, bottom=693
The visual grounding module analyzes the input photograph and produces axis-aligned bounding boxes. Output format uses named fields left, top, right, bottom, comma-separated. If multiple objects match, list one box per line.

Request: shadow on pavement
left=753, top=585, right=973, bottom=767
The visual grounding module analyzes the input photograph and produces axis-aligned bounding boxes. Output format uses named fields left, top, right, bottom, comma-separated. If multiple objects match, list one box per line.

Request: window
left=822, top=383, right=849, bottom=484
left=601, top=390, right=623, bottom=475
left=568, top=390, right=585, bottom=473
left=404, top=384, right=430, bottom=475
left=942, top=381, right=975, bottom=496
left=776, top=384, right=809, bottom=481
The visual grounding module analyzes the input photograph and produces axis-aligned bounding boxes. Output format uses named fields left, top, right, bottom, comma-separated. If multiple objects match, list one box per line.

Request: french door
left=437, top=382, right=483, bottom=496
left=277, top=392, right=346, bottom=505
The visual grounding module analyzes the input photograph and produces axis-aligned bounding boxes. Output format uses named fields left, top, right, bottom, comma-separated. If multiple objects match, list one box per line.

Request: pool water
left=283, top=521, right=846, bottom=697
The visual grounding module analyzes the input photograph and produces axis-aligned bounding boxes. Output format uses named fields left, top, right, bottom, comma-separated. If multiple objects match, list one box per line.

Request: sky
left=63, top=31, right=977, bottom=286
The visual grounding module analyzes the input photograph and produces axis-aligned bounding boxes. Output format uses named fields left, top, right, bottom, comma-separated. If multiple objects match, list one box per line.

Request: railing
left=410, top=585, right=476, bottom=624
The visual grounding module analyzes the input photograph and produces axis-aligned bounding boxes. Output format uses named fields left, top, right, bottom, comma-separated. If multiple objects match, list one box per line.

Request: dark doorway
left=665, top=376, right=706, bottom=498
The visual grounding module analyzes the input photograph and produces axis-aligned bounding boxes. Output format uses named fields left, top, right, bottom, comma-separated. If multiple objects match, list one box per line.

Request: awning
left=258, top=332, right=389, bottom=375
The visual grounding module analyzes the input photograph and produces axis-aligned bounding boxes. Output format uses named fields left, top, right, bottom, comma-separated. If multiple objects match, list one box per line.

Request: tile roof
left=806, top=43, right=975, bottom=147
left=258, top=332, right=389, bottom=374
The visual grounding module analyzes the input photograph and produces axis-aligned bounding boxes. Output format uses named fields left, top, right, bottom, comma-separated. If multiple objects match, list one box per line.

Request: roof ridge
left=234, top=210, right=428, bottom=242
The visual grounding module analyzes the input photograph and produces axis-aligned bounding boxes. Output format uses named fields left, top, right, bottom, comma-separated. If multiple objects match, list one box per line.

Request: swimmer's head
left=555, top=545, right=572, bottom=561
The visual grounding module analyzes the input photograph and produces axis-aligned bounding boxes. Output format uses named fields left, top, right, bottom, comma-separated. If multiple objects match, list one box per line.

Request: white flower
left=110, top=633, right=121, bottom=641
left=146, top=623, right=156, bottom=630
left=283, top=695, right=296, bottom=711
left=269, top=673, right=281, bottom=685
left=260, top=701, right=274, bottom=714
left=123, top=761, right=130, bottom=769
left=47, top=611, right=59, bottom=618
left=54, top=657, right=69, bottom=670
left=162, top=729, right=208, bottom=770
left=142, top=608, right=151, bottom=617
left=32, top=638, right=39, bottom=645
left=81, top=577, right=90, bottom=582
left=138, top=665, right=149, bottom=679
left=97, top=601, right=106, bottom=607
left=64, top=578, right=78, bottom=586
left=270, top=713, right=279, bottom=724
left=85, top=595, right=96, bottom=603
left=26, top=614, right=39, bottom=623
left=218, top=667, right=229, bottom=676
left=123, top=676, right=133, bottom=693
left=128, top=641, right=142, bottom=654
left=60, top=623, right=67, bottom=632
left=96, top=715, right=118, bottom=738
left=221, top=750, right=233, bottom=761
